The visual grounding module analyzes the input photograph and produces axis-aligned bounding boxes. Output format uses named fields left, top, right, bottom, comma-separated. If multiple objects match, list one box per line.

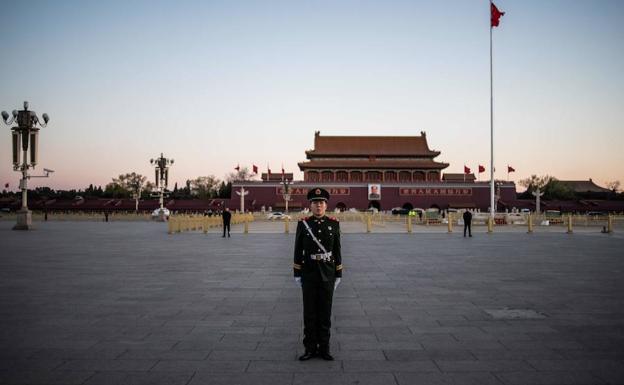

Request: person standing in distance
left=222, top=207, right=232, bottom=237
left=463, top=209, right=473, bottom=237
left=293, top=188, right=342, bottom=361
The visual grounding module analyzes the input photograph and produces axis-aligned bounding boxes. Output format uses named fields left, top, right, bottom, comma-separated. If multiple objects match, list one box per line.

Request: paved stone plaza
left=1, top=221, right=623, bottom=385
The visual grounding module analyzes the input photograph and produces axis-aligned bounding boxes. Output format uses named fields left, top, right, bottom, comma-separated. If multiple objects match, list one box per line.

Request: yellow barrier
left=284, top=217, right=290, bottom=234
left=527, top=213, right=533, bottom=233
left=487, top=217, right=493, bottom=233
left=366, top=215, right=372, bottom=233
left=407, top=216, right=412, bottom=233
left=608, top=215, right=613, bottom=233
left=166, top=213, right=254, bottom=235
left=567, top=213, right=573, bottom=234
left=447, top=213, right=453, bottom=233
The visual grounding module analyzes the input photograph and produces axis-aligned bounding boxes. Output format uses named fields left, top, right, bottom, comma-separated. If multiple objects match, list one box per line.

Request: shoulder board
left=328, top=216, right=339, bottom=222
left=299, top=216, right=309, bottom=221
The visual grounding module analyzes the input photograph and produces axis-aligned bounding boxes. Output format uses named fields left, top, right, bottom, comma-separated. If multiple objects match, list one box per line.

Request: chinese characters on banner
left=399, top=188, right=472, bottom=196
left=274, top=187, right=471, bottom=197
left=276, top=187, right=351, bottom=195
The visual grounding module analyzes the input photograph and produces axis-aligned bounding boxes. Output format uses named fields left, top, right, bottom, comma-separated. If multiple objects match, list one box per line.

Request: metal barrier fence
left=2, top=211, right=619, bottom=234
left=226, top=212, right=621, bottom=234
left=167, top=213, right=253, bottom=234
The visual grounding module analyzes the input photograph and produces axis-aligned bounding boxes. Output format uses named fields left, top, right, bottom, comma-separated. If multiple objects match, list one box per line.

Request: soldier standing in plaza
left=463, top=209, right=473, bottom=237
left=222, top=207, right=232, bottom=237
left=293, top=188, right=342, bottom=361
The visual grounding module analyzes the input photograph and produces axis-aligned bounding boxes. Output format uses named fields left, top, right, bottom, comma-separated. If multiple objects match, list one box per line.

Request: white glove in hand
left=294, top=277, right=302, bottom=287
left=334, top=277, right=341, bottom=290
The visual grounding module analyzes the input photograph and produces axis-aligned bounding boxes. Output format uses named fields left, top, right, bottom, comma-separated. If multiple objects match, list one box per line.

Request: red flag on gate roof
left=464, top=165, right=471, bottom=174
left=507, top=165, right=515, bottom=173
left=478, top=165, right=485, bottom=173
left=252, top=164, right=258, bottom=174
left=491, top=2, right=505, bottom=27
left=4, top=183, right=8, bottom=189
left=267, top=164, right=271, bottom=177
left=234, top=164, right=240, bottom=171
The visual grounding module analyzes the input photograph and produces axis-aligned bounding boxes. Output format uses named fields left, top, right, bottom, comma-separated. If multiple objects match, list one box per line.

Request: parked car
left=151, top=208, right=170, bottom=219
left=391, top=208, right=409, bottom=215
left=267, top=212, right=291, bottom=220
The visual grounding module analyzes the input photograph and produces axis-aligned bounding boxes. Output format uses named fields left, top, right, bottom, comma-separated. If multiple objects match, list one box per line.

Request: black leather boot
left=298, top=350, right=317, bottom=361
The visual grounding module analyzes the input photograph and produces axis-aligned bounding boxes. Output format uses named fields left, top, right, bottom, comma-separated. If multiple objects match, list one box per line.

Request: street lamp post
left=150, top=153, right=174, bottom=221
left=282, top=178, right=292, bottom=213
left=2, top=101, right=53, bottom=230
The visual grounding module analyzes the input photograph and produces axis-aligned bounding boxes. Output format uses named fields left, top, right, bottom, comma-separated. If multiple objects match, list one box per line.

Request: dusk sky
left=1, top=0, right=622, bottom=191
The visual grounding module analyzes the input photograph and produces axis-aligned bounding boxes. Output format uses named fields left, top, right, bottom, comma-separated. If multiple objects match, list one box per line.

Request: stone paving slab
left=1, top=221, right=624, bottom=385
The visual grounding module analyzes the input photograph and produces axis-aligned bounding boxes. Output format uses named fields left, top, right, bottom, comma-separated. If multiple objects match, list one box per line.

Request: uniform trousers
left=464, top=221, right=472, bottom=237
left=301, top=272, right=335, bottom=353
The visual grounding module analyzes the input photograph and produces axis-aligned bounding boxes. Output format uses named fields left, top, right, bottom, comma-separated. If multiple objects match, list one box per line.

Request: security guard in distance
left=293, top=187, right=342, bottom=361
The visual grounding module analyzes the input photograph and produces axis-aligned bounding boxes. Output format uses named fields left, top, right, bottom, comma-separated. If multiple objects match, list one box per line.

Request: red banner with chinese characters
left=276, top=187, right=350, bottom=195
left=399, top=188, right=472, bottom=196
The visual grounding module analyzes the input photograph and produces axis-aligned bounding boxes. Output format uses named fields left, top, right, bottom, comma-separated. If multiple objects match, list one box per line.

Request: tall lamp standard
left=150, top=153, right=173, bottom=221
left=2, top=101, right=53, bottom=230
left=282, top=178, right=292, bottom=214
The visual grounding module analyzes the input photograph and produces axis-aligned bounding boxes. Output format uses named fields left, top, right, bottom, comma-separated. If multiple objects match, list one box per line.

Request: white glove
left=334, top=277, right=341, bottom=290
left=294, top=277, right=302, bottom=287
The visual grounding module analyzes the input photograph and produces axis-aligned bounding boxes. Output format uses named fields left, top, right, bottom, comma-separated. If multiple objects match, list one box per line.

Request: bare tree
left=606, top=180, right=620, bottom=193
left=518, top=175, right=553, bottom=192
left=226, top=167, right=255, bottom=182
left=108, top=172, right=150, bottom=212
left=189, top=175, right=221, bottom=199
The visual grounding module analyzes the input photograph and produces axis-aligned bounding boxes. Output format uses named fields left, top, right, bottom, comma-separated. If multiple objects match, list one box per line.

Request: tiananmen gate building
left=230, top=131, right=517, bottom=212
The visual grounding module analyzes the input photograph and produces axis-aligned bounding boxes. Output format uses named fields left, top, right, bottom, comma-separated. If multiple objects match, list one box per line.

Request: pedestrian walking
left=463, top=210, right=472, bottom=237
left=293, top=187, right=342, bottom=361
left=222, top=207, right=231, bottom=237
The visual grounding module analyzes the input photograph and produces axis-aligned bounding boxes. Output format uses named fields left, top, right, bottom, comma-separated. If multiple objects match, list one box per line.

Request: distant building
left=442, top=173, right=476, bottom=183
left=231, top=132, right=516, bottom=212
left=298, top=131, right=449, bottom=183
left=558, top=179, right=611, bottom=196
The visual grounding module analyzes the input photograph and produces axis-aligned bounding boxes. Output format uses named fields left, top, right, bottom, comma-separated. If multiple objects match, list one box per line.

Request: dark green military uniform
left=293, top=206, right=342, bottom=356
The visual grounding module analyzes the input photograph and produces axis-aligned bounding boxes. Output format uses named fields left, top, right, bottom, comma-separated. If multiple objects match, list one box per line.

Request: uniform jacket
left=222, top=211, right=232, bottom=224
left=293, top=215, right=342, bottom=281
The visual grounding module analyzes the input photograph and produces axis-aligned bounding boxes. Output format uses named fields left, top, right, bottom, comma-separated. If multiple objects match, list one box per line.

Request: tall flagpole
left=489, top=0, right=495, bottom=219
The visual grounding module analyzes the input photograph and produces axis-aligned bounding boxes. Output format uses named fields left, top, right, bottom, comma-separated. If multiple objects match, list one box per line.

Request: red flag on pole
left=234, top=164, right=240, bottom=171
left=507, top=165, right=515, bottom=173
left=478, top=165, right=486, bottom=173
left=464, top=165, right=471, bottom=174
left=491, top=2, right=505, bottom=27
left=267, top=164, right=271, bottom=178
left=4, top=183, right=8, bottom=189
left=281, top=164, right=285, bottom=179
left=252, top=165, right=258, bottom=174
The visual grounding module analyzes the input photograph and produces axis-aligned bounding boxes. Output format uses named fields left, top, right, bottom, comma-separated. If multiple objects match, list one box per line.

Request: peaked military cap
left=307, top=187, right=330, bottom=201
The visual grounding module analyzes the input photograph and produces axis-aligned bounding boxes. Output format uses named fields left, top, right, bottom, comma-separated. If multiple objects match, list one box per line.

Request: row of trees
left=0, top=167, right=259, bottom=201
